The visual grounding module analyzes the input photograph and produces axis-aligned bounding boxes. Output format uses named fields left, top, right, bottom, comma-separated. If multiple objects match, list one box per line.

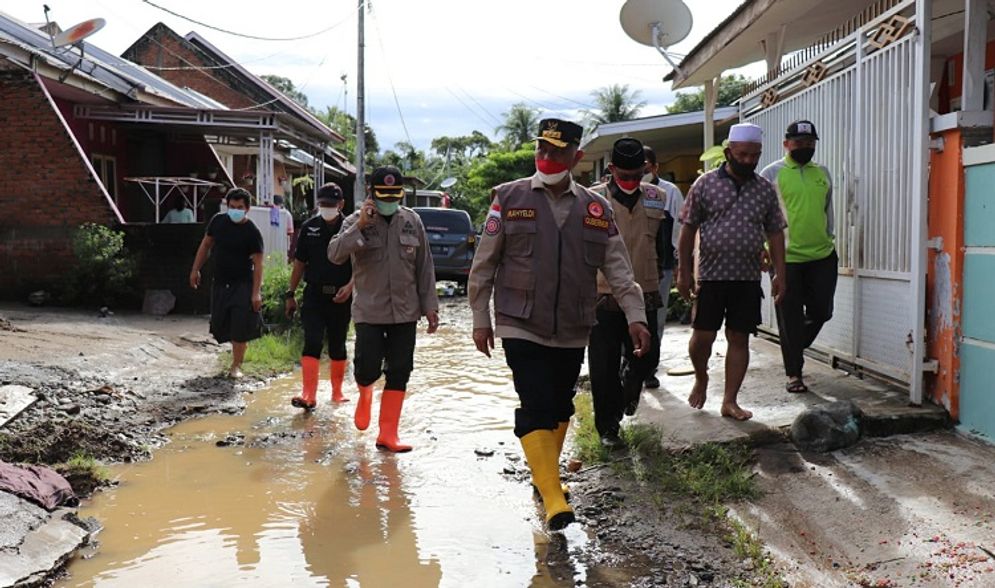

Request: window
left=91, top=154, right=117, bottom=202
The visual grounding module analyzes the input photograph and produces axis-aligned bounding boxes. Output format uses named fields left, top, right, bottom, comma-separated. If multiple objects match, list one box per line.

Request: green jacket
left=760, top=155, right=835, bottom=263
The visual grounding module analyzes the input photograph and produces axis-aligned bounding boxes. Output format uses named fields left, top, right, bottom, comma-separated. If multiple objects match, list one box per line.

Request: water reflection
left=59, top=300, right=598, bottom=587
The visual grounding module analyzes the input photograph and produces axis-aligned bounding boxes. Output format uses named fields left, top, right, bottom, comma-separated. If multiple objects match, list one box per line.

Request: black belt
left=307, top=284, right=341, bottom=295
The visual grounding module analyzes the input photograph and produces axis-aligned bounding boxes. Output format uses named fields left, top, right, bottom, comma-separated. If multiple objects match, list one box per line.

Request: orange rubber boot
left=354, top=384, right=374, bottom=430
left=291, top=356, right=319, bottom=410
left=330, top=360, right=348, bottom=403
left=375, top=390, right=412, bottom=453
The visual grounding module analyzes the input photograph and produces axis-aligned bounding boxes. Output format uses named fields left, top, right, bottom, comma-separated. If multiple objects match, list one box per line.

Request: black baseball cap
left=611, top=138, right=646, bottom=170
left=316, top=182, right=344, bottom=203
left=786, top=120, right=819, bottom=140
left=370, top=165, right=405, bottom=200
left=534, top=118, right=583, bottom=148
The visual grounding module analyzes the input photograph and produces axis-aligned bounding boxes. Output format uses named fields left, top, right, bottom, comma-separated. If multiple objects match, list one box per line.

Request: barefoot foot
left=688, top=375, right=708, bottom=410
left=720, top=402, right=753, bottom=421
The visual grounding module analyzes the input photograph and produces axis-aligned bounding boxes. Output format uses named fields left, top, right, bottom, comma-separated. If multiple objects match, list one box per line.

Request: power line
left=527, top=85, right=596, bottom=109
left=368, top=3, right=412, bottom=146
left=445, top=87, right=495, bottom=129
left=456, top=86, right=502, bottom=126
left=140, top=0, right=355, bottom=42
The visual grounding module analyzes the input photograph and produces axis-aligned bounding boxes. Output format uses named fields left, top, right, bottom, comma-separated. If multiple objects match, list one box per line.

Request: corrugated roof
left=0, top=11, right=219, bottom=108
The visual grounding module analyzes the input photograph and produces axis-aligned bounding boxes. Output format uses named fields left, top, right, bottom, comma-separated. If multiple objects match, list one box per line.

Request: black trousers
left=775, top=250, right=838, bottom=378
left=502, top=338, right=585, bottom=439
left=354, top=322, right=417, bottom=390
left=300, top=287, right=351, bottom=360
left=588, top=307, right=659, bottom=437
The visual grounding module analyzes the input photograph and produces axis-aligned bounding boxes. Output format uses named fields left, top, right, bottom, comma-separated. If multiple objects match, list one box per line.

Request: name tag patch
left=584, top=216, right=610, bottom=231
left=505, top=208, right=536, bottom=220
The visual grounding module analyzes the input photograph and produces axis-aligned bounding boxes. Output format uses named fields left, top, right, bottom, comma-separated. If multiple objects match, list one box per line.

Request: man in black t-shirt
left=189, top=188, right=265, bottom=379
left=285, top=183, right=354, bottom=410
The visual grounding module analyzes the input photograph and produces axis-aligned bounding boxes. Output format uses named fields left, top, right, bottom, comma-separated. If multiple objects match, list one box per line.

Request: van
left=412, top=207, right=475, bottom=290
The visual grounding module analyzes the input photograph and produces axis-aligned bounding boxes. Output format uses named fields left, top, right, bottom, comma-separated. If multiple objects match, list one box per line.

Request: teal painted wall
left=960, top=163, right=995, bottom=439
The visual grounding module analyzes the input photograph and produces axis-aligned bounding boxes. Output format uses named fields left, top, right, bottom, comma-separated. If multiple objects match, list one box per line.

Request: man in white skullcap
left=675, top=123, right=787, bottom=420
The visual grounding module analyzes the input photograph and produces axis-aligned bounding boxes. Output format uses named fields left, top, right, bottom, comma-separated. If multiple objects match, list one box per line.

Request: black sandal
left=785, top=380, right=809, bottom=394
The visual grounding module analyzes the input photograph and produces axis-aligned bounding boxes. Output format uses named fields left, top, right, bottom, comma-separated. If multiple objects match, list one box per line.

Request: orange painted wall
left=925, top=128, right=965, bottom=418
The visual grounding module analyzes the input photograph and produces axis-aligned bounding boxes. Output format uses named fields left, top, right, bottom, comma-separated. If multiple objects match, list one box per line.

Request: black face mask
left=790, top=148, right=815, bottom=165
left=725, top=151, right=757, bottom=177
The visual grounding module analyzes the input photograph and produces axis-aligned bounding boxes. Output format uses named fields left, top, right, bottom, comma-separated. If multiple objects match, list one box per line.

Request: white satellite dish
left=440, top=177, right=457, bottom=189
left=52, top=17, right=105, bottom=48
left=620, top=0, right=692, bottom=78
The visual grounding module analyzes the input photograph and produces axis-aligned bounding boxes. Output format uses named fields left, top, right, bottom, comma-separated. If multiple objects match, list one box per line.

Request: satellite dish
left=620, top=0, right=692, bottom=48
left=52, top=18, right=105, bottom=48
left=440, top=177, right=457, bottom=189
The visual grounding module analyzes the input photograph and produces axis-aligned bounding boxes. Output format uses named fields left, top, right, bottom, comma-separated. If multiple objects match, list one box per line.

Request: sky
left=0, top=0, right=762, bottom=152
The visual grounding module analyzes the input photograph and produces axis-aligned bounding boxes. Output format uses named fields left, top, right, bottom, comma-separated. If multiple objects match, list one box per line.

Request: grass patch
left=726, top=514, right=787, bottom=588
left=217, top=327, right=304, bottom=377
left=56, top=451, right=112, bottom=496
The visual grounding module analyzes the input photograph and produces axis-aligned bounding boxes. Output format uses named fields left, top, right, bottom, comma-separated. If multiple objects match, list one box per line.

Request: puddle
left=56, top=300, right=600, bottom=587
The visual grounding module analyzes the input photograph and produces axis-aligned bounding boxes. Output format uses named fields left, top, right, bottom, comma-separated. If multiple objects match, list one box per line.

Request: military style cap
left=316, top=182, right=344, bottom=203
left=611, top=137, right=646, bottom=170
left=786, top=120, right=819, bottom=140
left=370, top=165, right=405, bottom=200
left=534, top=118, right=583, bottom=148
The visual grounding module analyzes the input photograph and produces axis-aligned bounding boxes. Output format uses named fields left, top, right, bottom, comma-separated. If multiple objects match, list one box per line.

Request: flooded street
left=56, top=300, right=599, bottom=587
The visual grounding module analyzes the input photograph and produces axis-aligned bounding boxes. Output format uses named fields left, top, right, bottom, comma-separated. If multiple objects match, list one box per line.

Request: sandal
left=785, top=380, right=809, bottom=394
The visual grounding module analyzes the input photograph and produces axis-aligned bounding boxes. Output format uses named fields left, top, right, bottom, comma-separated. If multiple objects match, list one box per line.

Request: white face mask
left=319, top=207, right=340, bottom=221
left=642, top=173, right=655, bottom=184
left=536, top=169, right=570, bottom=185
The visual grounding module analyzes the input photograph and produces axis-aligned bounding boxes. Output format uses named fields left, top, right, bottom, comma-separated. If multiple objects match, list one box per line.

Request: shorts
left=210, top=281, right=262, bottom=344
left=691, top=280, right=762, bottom=334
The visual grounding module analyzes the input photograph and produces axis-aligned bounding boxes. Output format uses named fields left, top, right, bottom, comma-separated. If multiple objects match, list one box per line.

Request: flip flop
left=785, top=380, right=809, bottom=394
left=667, top=365, right=696, bottom=376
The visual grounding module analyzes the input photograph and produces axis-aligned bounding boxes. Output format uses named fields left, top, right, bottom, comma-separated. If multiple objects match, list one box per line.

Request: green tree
left=261, top=74, right=311, bottom=110
left=584, top=84, right=646, bottom=124
left=666, top=74, right=751, bottom=114
left=317, top=106, right=380, bottom=164
left=496, top=103, right=540, bottom=149
left=430, top=131, right=494, bottom=166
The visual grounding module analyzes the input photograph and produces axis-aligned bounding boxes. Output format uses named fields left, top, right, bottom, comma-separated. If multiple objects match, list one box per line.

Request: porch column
left=962, top=0, right=987, bottom=112
left=313, top=147, right=325, bottom=203
left=703, top=75, right=719, bottom=170
left=257, top=131, right=274, bottom=205
left=910, top=0, right=933, bottom=405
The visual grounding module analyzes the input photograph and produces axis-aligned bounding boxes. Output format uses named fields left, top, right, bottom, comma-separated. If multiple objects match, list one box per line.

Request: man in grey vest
left=469, top=118, right=651, bottom=531
left=588, top=138, right=669, bottom=449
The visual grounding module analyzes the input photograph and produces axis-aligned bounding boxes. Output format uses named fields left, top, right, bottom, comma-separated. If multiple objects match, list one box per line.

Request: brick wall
left=0, top=71, right=116, bottom=298
left=124, top=28, right=262, bottom=110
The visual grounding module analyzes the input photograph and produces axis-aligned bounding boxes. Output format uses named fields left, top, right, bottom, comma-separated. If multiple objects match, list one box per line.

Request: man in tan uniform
left=328, top=166, right=440, bottom=452
left=469, top=118, right=651, bottom=531
left=588, top=138, right=668, bottom=448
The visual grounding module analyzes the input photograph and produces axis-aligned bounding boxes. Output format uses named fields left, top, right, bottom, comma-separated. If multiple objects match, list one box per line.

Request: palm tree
left=585, top=84, right=647, bottom=125
left=496, top=103, right=540, bottom=148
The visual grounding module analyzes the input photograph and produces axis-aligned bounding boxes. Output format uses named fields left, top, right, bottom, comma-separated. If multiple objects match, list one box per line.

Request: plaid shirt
left=680, top=166, right=787, bottom=281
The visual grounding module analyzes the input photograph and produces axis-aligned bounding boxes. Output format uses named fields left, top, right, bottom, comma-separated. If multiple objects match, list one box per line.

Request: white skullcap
left=728, top=123, right=763, bottom=144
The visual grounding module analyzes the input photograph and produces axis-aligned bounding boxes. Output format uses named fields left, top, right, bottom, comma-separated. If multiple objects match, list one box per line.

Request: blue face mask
left=227, top=208, right=246, bottom=223
left=374, top=200, right=400, bottom=216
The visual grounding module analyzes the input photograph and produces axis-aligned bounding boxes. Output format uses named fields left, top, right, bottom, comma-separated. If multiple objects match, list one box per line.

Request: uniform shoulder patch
left=484, top=215, right=501, bottom=236
left=587, top=201, right=604, bottom=218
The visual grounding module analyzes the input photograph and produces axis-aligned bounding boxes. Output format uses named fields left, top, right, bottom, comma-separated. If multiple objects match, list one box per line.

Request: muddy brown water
left=57, top=301, right=602, bottom=587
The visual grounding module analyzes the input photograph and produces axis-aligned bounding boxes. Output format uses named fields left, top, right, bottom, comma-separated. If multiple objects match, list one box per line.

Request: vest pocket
left=582, top=232, right=608, bottom=267
left=495, top=268, right=535, bottom=319
left=503, top=221, right=536, bottom=257
left=399, top=233, right=420, bottom=262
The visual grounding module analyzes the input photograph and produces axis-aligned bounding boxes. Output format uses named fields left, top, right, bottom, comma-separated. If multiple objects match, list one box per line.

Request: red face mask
left=615, top=178, right=641, bottom=193
left=535, top=158, right=569, bottom=175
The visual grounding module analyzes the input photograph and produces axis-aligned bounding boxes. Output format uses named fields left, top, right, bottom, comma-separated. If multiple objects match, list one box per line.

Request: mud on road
left=0, top=305, right=247, bottom=475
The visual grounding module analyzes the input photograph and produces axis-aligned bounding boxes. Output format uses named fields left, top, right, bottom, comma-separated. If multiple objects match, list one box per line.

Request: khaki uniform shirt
left=328, top=206, right=439, bottom=324
left=469, top=174, right=646, bottom=349
left=590, top=181, right=666, bottom=297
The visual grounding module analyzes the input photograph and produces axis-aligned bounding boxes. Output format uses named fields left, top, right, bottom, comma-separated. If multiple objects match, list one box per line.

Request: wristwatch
left=284, top=290, right=296, bottom=299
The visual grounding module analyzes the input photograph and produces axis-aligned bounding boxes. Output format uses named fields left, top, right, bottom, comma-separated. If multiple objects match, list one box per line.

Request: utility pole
left=354, top=0, right=366, bottom=205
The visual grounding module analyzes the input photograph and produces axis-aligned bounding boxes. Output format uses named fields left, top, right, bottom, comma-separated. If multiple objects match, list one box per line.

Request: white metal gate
left=739, top=0, right=930, bottom=399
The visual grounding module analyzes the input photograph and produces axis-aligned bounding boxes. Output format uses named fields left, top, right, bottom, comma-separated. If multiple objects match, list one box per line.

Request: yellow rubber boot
left=291, top=356, right=319, bottom=410
left=375, top=390, right=412, bottom=453
left=554, top=421, right=570, bottom=496
left=330, top=360, right=349, bottom=403
left=354, top=384, right=374, bottom=431
left=521, top=429, right=574, bottom=530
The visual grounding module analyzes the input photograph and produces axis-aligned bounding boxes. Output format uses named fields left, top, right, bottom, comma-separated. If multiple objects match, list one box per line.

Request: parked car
left=412, top=207, right=476, bottom=290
